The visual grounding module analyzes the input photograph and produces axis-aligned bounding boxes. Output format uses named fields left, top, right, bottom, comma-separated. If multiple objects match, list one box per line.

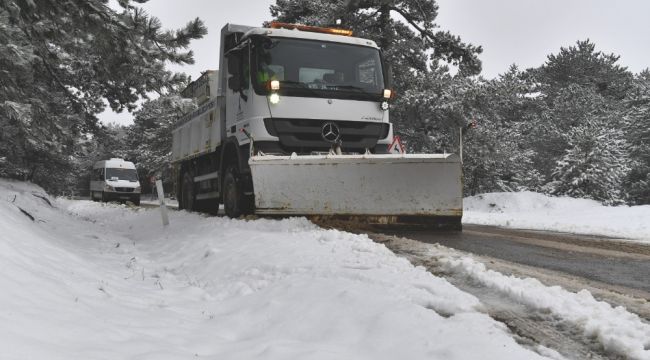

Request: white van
left=90, top=158, right=141, bottom=205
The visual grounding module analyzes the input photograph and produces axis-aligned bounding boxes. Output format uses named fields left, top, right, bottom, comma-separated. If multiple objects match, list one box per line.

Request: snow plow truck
left=171, top=22, right=463, bottom=229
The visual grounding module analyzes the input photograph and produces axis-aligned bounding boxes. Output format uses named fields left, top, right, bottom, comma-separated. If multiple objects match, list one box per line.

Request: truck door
left=225, top=41, right=251, bottom=144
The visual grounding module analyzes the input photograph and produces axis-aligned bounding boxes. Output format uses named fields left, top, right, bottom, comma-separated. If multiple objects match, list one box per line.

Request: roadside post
left=155, top=179, right=169, bottom=226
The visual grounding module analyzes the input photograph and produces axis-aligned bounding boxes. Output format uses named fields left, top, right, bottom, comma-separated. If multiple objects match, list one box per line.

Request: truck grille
left=264, top=118, right=388, bottom=153
left=115, top=187, right=134, bottom=193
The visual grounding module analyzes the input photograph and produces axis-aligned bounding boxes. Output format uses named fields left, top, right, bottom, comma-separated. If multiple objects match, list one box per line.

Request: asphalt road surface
left=379, top=224, right=650, bottom=295
left=367, top=224, right=650, bottom=359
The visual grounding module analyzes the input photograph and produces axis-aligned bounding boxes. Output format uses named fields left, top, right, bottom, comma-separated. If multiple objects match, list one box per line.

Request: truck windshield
left=253, top=38, right=385, bottom=101
left=105, top=168, right=138, bottom=182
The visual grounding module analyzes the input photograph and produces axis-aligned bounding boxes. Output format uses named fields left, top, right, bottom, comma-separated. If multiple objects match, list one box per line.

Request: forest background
left=1, top=0, right=648, bottom=205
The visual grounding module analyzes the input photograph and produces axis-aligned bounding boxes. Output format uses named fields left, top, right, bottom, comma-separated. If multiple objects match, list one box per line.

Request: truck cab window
left=357, top=58, right=380, bottom=86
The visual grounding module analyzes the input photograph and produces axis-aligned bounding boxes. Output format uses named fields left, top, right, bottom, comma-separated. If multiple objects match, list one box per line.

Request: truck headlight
left=269, top=93, right=280, bottom=104
left=104, top=185, right=114, bottom=191
left=381, top=101, right=389, bottom=111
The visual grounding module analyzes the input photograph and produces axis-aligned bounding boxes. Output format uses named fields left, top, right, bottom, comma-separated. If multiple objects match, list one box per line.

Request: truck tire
left=133, top=195, right=141, bottom=206
left=223, top=166, right=253, bottom=218
left=101, top=191, right=106, bottom=203
left=181, top=172, right=195, bottom=211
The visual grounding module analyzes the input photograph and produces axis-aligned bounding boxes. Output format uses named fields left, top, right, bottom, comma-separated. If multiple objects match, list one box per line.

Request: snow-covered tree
left=395, top=65, right=474, bottom=153
left=0, top=0, right=206, bottom=193
left=546, top=119, right=630, bottom=204
left=534, top=40, right=633, bottom=101
left=461, top=66, right=545, bottom=194
left=623, top=70, right=650, bottom=204
left=125, top=95, right=196, bottom=191
left=525, top=41, right=634, bottom=200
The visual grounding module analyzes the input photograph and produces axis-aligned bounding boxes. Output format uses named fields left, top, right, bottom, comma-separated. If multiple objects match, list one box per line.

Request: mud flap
left=249, top=153, right=463, bottom=227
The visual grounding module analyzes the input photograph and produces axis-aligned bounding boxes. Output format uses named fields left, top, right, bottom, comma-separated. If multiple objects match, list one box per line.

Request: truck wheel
left=133, top=196, right=140, bottom=206
left=101, top=191, right=106, bottom=203
left=181, top=172, right=195, bottom=211
left=223, top=167, right=253, bottom=218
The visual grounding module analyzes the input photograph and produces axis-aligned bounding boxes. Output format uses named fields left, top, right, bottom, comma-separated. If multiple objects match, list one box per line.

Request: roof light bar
left=270, top=21, right=353, bottom=37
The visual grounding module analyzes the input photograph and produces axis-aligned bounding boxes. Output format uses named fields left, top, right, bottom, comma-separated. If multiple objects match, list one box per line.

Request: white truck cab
left=90, top=158, right=141, bottom=205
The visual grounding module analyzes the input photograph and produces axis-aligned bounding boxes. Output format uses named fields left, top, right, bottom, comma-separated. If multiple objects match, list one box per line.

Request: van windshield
left=105, top=168, right=138, bottom=182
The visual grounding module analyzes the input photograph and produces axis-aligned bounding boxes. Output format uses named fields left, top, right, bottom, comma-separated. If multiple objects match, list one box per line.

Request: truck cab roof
left=242, top=26, right=379, bottom=49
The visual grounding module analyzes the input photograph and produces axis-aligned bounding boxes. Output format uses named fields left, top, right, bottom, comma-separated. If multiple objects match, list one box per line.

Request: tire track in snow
left=369, top=233, right=650, bottom=360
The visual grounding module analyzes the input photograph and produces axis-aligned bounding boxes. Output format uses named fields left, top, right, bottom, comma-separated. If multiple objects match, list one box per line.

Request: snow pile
left=464, top=191, right=650, bottom=241
left=437, top=253, right=650, bottom=360
left=0, top=179, right=549, bottom=360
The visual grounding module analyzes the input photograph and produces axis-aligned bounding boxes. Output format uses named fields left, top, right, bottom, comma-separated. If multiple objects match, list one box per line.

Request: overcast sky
left=99, top=0, right=650, bottom=125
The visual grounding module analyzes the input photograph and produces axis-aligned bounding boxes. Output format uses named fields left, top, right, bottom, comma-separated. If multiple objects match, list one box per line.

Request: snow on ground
left=464, top=191, right=650, bottom=242
left=433, top=247, right=650, bottom=360
left=0, top=179, right=550, bottom=360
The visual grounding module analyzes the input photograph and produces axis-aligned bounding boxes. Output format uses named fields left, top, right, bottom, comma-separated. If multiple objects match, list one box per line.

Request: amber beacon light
left=270, top=21, right=354, bottom=36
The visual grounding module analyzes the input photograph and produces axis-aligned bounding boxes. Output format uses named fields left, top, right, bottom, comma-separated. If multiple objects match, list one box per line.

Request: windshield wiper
left=325, top=85, right=371, bottom=93
left=279, top=81, right=318, bottom=95
left=279, top=80, right=306, bottom=88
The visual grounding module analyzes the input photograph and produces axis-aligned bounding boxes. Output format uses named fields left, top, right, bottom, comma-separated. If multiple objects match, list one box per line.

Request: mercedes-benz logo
left=321, top=122, right=341, bottom=143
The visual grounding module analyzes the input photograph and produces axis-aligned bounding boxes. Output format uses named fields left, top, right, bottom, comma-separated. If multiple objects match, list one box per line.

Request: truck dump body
left=250, top=153, right=462, bottom=225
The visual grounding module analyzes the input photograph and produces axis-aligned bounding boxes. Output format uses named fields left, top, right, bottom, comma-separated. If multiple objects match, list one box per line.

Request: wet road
left=380, top=224, right=650, bottom=295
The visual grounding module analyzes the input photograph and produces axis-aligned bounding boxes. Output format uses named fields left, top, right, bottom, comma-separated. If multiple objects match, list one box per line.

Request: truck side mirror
left=228, top=76, right=241, bottom=91
left=227, top=52, right=240, bottom=76
left=227, top=53, right=241, bottom=91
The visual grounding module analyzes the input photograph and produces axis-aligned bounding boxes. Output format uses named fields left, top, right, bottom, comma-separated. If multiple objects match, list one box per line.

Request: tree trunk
left=379, top=4, right=391, bottom=50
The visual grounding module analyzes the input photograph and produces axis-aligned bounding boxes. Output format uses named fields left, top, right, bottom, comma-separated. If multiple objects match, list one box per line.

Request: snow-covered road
left=1, top=180, right=552, bottom=360
left=1, top=179, right=649, bottom=359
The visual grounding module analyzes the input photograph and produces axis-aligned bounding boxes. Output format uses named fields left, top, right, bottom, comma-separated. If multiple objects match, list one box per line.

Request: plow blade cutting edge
left=249, top=153, right=463, bottom=229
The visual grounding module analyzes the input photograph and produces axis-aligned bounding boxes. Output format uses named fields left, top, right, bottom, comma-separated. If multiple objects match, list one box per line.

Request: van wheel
left=223, top=167, right=253, bottom=218
left=181, top=172, right=195, bottom=211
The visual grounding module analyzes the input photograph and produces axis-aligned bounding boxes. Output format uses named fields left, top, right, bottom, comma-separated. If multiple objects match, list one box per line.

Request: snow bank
left=464, top=191, right=650, bottom=241
left=437, top=252, right=650, bottom=360
left=0, top=179, right=548, bottom=360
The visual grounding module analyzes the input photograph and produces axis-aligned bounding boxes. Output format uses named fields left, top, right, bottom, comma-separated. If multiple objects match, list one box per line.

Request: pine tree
left=546, top=119, right=630, bottom=204
left=534, top=40, right=633, bottom=101
left=126, top=95, right=196, bottom=190
left=461, top=66, right=545, bottom=194
left=0, top=0, right=206, bottom=193
left=623, top=70, right=650, bottom=204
